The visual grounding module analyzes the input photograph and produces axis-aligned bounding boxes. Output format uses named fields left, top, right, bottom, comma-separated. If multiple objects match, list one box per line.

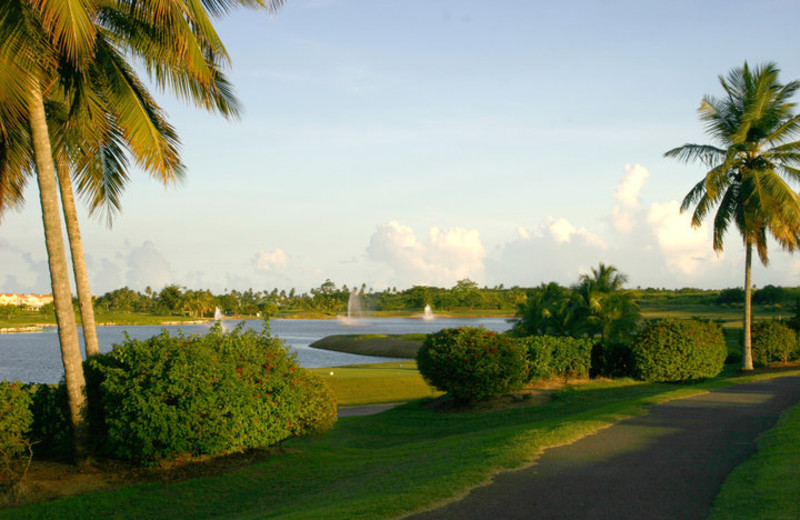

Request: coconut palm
left=570, top=264, right=640, bottom=343
left=1, top=0, right=285, bottom=458
left=665, top=62, right=800, bottom=370
left=512, top=282, right=573, bottom=337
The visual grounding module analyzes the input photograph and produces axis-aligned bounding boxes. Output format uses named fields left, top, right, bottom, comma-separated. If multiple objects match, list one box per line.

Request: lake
left=0, top=317, right=514, bottom=384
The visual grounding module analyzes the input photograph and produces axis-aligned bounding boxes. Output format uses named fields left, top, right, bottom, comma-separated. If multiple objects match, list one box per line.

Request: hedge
left=516, top=335, right=593, bottom=381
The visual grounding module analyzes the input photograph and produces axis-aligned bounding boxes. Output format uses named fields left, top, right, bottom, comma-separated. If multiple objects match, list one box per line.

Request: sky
left=2, top=0, right=800, bottom=296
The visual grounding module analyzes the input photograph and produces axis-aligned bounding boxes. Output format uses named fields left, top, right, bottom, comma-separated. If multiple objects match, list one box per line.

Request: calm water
left=0, top=317, right=513, bottom=384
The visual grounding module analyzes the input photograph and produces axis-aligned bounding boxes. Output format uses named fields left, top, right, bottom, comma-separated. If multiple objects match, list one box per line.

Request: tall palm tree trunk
left=56, top=156, right=100, bottom=357
left=743, top=242, right=754, bottom=371
left=29, top=83, right=89, bottom=459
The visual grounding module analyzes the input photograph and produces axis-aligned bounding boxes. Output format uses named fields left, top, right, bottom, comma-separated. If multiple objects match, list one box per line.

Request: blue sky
left=2, top=0, right=800, bottom=295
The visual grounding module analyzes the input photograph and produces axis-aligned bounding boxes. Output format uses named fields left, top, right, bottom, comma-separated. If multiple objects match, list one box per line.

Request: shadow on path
left=406, top=375, right=800, bottom=520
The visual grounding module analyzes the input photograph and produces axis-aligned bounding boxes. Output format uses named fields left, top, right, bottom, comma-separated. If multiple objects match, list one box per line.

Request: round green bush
left=632, top=319, right=727, bottom=382
left=416, top=327, right=528, bottom=403
left=0, top=381, right=33, bottom=487
left=752, top=320, right=798, bottom=365
left=87, top=322, right=337, bottom=464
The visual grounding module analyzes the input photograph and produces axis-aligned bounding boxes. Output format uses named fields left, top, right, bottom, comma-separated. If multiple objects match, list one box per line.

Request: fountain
left=213, top=306, right=229, bottom=331
left=338, top=290, right=366, bottom=325
left=423, top=304, right=435, bottom=321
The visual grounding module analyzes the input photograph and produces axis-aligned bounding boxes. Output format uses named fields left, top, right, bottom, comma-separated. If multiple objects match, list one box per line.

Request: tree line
left=83, top=277, right=800, bottom=318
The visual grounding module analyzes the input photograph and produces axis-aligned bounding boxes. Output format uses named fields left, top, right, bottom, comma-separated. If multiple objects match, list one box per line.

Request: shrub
left=28, top=383, right=71, bottom=460
left=752, top=320, right=798, bottom=366
left=87, top=322, right=337, bottom=464
left=516, top=336, right=593, bottom=381
left=416, top=327, right=528, bottom=403
left=632, top=319, right=727, bottom=382
left=590, top=341, right=636, bottom=379
left=288, top=369, right=338, bottom=437
left=0, top=381, right=33, bottom=489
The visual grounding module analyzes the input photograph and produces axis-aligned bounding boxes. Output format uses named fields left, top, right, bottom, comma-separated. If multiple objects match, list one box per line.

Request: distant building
left=0, top=293, right=54, bottom=310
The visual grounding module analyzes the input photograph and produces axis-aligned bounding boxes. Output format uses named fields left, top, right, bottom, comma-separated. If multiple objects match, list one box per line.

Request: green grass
left=312, top=361, right=442, bottom=406
left=710, top=400, right=800, bottom=520
left=2, top=369, right=796, bottom=520
left=0, top=310, right=204, bottom=330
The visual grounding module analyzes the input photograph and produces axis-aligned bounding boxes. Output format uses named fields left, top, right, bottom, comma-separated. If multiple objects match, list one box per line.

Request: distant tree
left=753, top=284, right=787, bottom=305
left=157, top=285, right=184, bottom=314
left=0, top=304, right=20, bottom=321
left=666, top=62, right=800, bottom=370
left=452, top=278, right=482, bottom=309
left=717, top=288, right=745, bottom=305
left=405, top=285, right=432, bottom=309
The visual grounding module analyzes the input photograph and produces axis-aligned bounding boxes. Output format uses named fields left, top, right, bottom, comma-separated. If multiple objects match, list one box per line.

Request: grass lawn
left=311, top=361, right=443, bottom=406
left=710, top=400, right=800, bottom=520
left=2, top=368, right=796, bottom=520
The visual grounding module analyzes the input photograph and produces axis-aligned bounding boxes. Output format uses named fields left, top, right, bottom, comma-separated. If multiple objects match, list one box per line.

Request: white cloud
left=125, top=241, right=172, bottom=291
left=646, top=200, right=733, bottom=284
left=254, top=249, right=290, bottom=272
left=487, top=217, right=611, bottom=287
left=611, top=164, right=650, bottom=232
left=366, top=220, right=485, bottom=287
left=543, top=217, right=607, bottom=248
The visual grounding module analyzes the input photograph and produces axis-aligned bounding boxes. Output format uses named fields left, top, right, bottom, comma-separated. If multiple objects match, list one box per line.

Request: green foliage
left=716, top=288, right=745, bottom=305
left=786, top=299, right=800, bottom=332
left=751, top=320, right=799, bottom=365
left=416, top=327, right=528, bottom=403
left=0, top=381, right=33, bottom=488
left=516, top=336, right=593, bottom=381
left=632, top=319, right=727, bottom=382
left=591, top=341, right=637, bottom=379
left=513, top=264, right=642, bottom=343
left=512, top=282, right=573, bottom=337
left=753, top=285, right=789, bottom=305
left=86, top=323, right=337, bottom=464
left=28, top=383, right=71, bottom=460
left=289, top=370, right=338, bottom=437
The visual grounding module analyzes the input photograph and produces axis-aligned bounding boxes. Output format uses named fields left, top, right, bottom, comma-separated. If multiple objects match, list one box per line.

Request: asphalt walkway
left=406, top=374, right=800, bottom=520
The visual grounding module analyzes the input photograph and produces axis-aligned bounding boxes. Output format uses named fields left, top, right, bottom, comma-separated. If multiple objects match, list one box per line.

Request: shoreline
left=0, top=313, right=515, bottom=334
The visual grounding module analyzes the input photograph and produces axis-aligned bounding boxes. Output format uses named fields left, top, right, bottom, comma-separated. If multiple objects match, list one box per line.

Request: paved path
left=407, top=375, right=800, bottom=520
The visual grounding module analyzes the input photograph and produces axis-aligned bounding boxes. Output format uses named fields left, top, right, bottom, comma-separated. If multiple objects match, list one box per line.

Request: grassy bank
left=0, top=311, right=206, bottom=330
left=3, top=368, right=797, bottom=520
left=711, top=400, right=800, bottom=520
left=309, top=333, right=425, bottom=359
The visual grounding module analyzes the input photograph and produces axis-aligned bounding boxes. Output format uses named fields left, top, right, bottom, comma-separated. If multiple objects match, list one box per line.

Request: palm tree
left=570, top=264, right=640, bottom=343
left=0, top=0, right=98, bottom=458
left=665, top=62, right=800, bottom=370
left=1, top=0, right=286, bottom=458
left=512, top=282, right=573, bottom=337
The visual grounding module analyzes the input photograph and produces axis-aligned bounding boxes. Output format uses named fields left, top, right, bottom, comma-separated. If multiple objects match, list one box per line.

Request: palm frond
left=664, top=143, right=726, bottom=167
left=29, top=0, right=97, bottom=68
